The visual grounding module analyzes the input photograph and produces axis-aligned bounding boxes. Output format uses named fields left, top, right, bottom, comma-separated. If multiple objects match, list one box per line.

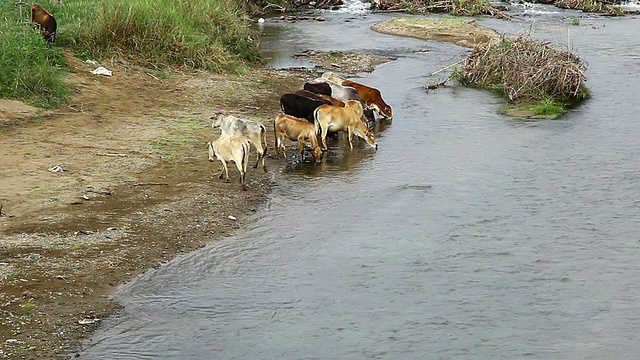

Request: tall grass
left=61, top=0, right=261, bottom=72
left=0, top=0, right=261, bottom=108
left=0, top=3, right=68, bottom=108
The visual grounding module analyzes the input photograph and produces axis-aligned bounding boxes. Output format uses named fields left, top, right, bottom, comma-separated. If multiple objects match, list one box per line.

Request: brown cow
left=340, top=80, right=393, bottom=120
left=313, top=101, right=378, bottom=150
left=31, top=5, right=57, bottom=43
left=274, top=114, right=323, bottom=163
left=323, top=74, right=392, bottom=120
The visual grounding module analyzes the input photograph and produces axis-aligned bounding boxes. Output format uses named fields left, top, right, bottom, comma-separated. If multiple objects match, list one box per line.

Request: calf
left=207, top=135, right=251, bottom=190
left=31, top=5, right=57, bottom=43
left=280, top=93, right=327, bottom=122
left=210, top=114, right=267, bottom=172
left=314, top=101, right=378, bottom=150
left=274, top=114, right=323, bottom=163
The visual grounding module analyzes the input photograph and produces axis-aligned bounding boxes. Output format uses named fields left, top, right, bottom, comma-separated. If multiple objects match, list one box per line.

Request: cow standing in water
left=31, top=5, right=57, bottom=43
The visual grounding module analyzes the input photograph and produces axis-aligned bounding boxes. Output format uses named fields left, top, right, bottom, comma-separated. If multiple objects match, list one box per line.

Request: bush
left=455, top=36, right=589, bottom=103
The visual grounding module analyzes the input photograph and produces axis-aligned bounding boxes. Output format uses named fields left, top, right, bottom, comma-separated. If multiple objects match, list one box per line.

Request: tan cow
left=274, top=114, right=323, bottom=163
left=313, top=101, right=378, bottom=151
left=31, top=5, right=57, bottom=43
left=207, top=134, right=251, bottom=191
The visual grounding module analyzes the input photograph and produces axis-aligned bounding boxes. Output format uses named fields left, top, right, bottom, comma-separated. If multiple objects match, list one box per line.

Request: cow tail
left=273, top=119, right=279, bottom=149
left=242, top=140, right=250, bottom=174
left=261, top=124, right=267, bottom=157
left=313, top=107, right=320, bottom=135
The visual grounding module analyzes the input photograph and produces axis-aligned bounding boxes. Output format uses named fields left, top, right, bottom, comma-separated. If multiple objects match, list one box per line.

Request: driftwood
left=423, top=59, right=465, bottom=90
left=96, top=153, right=127, bottom=157
left=371, top=0, right=510, bottom=19
left=132, top=182, right=169, bottom=186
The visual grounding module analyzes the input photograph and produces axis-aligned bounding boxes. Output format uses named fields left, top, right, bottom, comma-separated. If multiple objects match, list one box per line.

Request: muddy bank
left=0, top=50, right=387, bottom=359
left=371, top=17, right=500, bottom=48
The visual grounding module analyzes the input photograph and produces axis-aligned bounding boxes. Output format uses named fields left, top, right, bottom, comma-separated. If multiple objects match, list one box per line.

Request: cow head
left=311, top=145, right=323, bottom=163
left=363, top=128, right=378, bottom=150
left=370, top=103, right=393, bottom=120
left=210, top=114, right=224, bottom=128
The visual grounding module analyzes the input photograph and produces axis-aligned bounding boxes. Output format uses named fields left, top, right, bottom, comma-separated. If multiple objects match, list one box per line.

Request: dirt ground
left=0, top=48, right=394, bottom=359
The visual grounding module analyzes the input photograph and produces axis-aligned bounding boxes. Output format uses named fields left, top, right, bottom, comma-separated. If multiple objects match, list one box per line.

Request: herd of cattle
left=207, top=72, right=393, bottom=190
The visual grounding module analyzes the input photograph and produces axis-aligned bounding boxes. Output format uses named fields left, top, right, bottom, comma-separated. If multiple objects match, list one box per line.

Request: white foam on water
left=334, top=0, right=371, bottom=13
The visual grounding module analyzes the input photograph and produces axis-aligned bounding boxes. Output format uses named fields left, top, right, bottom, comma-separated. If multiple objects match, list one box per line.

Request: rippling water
left=78, top=6, right=640, bottom=360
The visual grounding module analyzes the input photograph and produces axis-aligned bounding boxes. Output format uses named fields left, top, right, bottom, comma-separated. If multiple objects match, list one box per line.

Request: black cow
left=295, top=90, right=333, bottom=104
left=280, top=93, right=327, bottom=122
left=303, top=82, right=332, bottom=96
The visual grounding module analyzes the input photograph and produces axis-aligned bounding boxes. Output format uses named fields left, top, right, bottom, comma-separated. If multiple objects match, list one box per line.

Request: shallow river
left=78, top=4, right=640, bottom=359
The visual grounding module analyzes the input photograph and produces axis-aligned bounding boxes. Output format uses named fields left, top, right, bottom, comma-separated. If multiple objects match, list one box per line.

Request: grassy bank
left=0, top=3, right=68, bottom=108
left=0, top=0, right=261, bottom=108
left=454, top=36, right=589, bottom=118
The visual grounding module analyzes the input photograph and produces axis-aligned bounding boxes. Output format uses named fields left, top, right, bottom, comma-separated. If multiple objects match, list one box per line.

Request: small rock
left=315, top=16, right=325, bottom=21
left=78, top=318, right=100, bottom=325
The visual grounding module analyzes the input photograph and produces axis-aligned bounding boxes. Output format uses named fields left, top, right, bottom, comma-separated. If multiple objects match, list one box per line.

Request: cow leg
left=221, top=161, right=230, bottom=182
left=218, top=161, right=226, bottom=179
left=237, top=163, right=247, bottom=191
left=347, top=126, right=354, bottom=149
left=298, top=137, right=306, bottom=161
left=320, top=125, right=329, bottom=151
left=260, top=150, right=267, bottom=172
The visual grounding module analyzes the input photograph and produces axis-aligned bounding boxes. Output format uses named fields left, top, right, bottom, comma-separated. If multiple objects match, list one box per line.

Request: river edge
left=0, top=47, right=400, bottom=358
left=0, top=16, right=499, bottom=358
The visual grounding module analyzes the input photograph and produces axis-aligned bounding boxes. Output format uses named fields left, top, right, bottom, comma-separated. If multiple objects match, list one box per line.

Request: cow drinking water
left=274, top=114, right=323, bottom=163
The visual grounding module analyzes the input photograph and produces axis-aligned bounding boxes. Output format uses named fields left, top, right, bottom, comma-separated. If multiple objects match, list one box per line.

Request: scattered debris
left=48, top=165, right=64, bottom=173
left=86, top=188, right=112, bottom=196
left=78, top=318, right=100, bottom=326
left=96, top=153, right=127, bottom=157
left=228, top=215, right=237, bottom=221
left=84, top=59, right=98, bottom=65
left=91, top=67, right=113, bottom=77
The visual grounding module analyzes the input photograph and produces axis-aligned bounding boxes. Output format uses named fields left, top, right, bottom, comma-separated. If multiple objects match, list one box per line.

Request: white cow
left=211, top=114, right=268, bottom=172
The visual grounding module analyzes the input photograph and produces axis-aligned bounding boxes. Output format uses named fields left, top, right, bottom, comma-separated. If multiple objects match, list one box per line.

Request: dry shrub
left=373, top=0, right=509, bottom=18
left=457, top=36, right=588, bottom=103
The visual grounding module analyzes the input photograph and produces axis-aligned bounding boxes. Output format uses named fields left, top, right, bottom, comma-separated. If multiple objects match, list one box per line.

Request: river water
left=78, top=4, right=640, bottom=360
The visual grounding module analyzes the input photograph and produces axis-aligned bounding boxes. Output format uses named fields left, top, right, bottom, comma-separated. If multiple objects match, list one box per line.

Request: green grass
left=0, top=0, right=261, bottom=108
left=499, top=99, right=567, bottom=119
left=0, top=3, right=68, bottom=108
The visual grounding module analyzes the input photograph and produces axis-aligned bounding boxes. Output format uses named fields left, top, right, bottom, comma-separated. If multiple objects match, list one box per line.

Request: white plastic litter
left=48, top=166, right=64, bottom=173
left=91, top=66, right=113, bottom=77
left=84, top=59, right=98, bottom=65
